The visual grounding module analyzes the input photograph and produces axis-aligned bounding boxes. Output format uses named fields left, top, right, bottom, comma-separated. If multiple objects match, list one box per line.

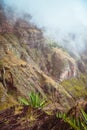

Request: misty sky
left=4, top=0, right=87, bottom=31
left=3, top=0, right=87, bottom=55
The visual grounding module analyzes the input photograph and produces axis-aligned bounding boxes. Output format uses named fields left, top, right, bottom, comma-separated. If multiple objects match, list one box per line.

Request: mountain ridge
left=0, top=5, right=87, bottom=113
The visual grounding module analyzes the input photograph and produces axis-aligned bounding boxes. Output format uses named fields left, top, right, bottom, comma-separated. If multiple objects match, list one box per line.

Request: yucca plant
left=56, top=109, right=87, bottom=130
left=64, top=117, right=81, bottom=130
left=28, top=92, right=46, bottom=108
left=18, top=92, right=46, bottom=108
left=56, top=112, right=80, bottom=130
left=80, top=109, right=87, bottom=130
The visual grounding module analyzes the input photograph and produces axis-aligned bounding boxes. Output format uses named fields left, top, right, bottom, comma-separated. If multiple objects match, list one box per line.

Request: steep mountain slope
left=0, top=5, right=87, bottom=112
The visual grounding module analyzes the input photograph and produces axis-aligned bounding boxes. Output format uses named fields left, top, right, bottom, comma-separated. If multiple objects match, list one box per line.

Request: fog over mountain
left=2, top=0, right=87, bottom=55
left=1, top=1, right=87, bottom=129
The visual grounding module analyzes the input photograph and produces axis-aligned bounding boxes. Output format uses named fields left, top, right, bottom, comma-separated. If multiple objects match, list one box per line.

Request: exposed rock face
left=0, top=5, right=87, bottom=112
left=51, top=48, right=77, bottom=81
left=78, top=49, right=87, bottom=73
left=0, top=8, right=78, bottom=81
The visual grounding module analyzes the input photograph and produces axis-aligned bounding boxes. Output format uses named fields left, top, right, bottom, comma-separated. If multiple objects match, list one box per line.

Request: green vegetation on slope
left=61, top=74, right=87, bottom=99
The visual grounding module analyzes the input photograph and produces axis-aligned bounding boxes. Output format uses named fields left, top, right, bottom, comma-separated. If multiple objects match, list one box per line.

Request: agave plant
left=28, top=92, right=46, bottom=108
left=56, top=109, right=87, bottom=130
left=18, top=92, right=46, bottom=108
left=80, top=109, right=87, bottom=130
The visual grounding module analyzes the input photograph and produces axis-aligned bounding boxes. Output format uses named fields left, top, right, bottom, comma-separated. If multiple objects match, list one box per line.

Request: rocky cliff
left=0, top=4, right=87, bottom=112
